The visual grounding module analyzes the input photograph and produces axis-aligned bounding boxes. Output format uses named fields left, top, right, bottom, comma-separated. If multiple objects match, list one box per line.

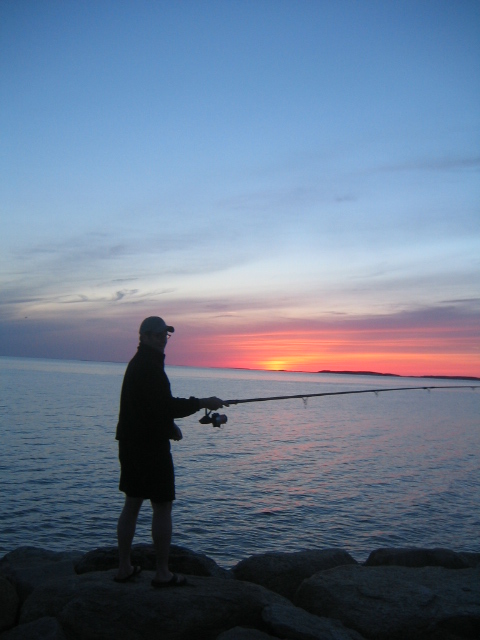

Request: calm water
left=1, top=356, right=479, bottom=568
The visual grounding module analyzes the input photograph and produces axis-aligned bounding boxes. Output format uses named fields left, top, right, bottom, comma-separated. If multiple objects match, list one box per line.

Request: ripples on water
left=1, top=357, right=479, bottom=567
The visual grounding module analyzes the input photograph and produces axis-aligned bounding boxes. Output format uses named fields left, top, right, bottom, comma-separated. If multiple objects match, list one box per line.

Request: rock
left=4, top=545, right=479, bottom=639
left=0, top=547, right=82, bottom=603
left=75, top=543, right=230, bottom=578
left=169, top=545, right=232, bottom=578
left=0, top=576, right=19, bottom=633
left=232, top=548, right=357, bottom=600
left=365, top=547, right=472, bottom=569
left=458, top=551, right=480, bottom=568
left=0, top=616, right=66, bottom=639
left=262, top=603, right=365, bottom=640
left=216, top=628, right=277, bottom=639
left=19, top=571, right=291, bottom=640
left=295, top=564, right=480, bottom=640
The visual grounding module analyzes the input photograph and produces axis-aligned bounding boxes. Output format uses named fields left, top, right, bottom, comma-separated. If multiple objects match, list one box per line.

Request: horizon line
left=1, top=353, right=478, bottom=381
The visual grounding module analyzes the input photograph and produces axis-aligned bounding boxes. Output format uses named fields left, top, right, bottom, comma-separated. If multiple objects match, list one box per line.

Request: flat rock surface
left=216, top=628, right=278, bottom=640
left=20, top=571, right=291, bottom=640
left=295, top=564, right=480, bottom=640
left=74, top=543, right=230, bottom=578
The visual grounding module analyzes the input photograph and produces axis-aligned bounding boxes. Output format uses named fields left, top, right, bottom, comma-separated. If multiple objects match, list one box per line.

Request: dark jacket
left=115, top=344, right=200, bottom=446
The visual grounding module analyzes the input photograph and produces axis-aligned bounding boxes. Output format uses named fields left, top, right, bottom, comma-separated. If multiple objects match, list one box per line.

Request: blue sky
left=1, top=0, right=479, bottom=375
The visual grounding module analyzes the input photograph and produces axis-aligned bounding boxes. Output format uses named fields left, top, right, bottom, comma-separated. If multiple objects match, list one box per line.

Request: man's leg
left=116, top=496, right=143, bottom=580
left=151, top=500, right=175, bottom=582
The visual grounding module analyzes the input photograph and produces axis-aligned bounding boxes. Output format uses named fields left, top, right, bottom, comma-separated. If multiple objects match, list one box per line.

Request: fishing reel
left=199, top=410, right=228, bottom=428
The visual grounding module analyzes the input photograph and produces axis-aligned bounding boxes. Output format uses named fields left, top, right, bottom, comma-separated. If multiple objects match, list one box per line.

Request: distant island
left=318, top=370, right=480, bottom=381
left=228, top=365, right=479, bottom=381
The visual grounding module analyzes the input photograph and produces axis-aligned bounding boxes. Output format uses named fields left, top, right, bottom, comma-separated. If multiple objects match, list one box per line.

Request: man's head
left=139, top=316, right=174, bottom=335
left=139, top=316, right=174, bottom=352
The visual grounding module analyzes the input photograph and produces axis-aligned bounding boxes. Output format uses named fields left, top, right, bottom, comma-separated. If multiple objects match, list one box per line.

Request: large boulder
left=0, top=547, right=83, bottom=603
left=0, top=576, right=19, bottom=633
left=232, top=548, right=357, bottom=600
left=74, top=543, right=230, bottom=578
left=19, top=570, right=291, bottom=640
left=295, top=564, right=480, bottom=640
left=365, top=547, right=472, bottom=569
left=262, top=603, right=365, bottom=640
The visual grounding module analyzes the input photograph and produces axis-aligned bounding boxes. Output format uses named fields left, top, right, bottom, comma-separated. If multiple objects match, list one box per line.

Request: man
left=115, top=316, right=227, bottom=587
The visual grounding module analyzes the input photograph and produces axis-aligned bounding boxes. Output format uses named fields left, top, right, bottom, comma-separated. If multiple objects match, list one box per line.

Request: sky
left=1, top=0, right=479, bottom=376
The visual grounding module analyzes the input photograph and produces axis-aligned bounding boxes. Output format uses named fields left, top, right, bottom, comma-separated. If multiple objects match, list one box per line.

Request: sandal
left=114, top=565, right=142, bottom=583
left=151, top=573, right=187, bottom=588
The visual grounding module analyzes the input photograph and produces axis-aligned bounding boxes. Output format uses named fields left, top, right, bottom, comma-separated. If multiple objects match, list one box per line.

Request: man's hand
left=200, top=396, right=229, bottom=410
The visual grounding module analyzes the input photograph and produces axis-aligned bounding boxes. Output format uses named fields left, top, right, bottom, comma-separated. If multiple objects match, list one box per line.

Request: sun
left=262, top=359, right=288, bottom=371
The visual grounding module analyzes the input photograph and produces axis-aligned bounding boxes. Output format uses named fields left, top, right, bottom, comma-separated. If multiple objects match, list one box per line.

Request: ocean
left=1, top=356, right=479, bottom=568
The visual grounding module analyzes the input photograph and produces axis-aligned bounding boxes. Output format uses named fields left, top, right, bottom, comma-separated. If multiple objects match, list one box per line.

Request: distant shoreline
left=228, top=365, right=480, bottom=381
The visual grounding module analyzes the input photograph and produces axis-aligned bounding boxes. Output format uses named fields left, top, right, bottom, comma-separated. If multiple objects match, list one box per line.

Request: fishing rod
left=199, top=384, right=480, bottom=427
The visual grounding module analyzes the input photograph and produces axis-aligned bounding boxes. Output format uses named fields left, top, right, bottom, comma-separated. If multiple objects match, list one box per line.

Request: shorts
left=118, top=439, right=175, bottom=502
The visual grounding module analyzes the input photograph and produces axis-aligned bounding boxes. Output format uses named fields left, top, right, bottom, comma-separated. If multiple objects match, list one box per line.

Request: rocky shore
left=1, top=545, right=479, bottom=639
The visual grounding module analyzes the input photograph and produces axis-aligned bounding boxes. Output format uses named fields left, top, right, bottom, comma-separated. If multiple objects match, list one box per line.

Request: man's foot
left=114, top=565, right=142, bottom=583
left=151, top=573, right=187, bottom=588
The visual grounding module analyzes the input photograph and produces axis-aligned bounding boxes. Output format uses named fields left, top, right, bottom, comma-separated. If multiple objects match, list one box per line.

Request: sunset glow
left=167, top=318, right=480, bottom=378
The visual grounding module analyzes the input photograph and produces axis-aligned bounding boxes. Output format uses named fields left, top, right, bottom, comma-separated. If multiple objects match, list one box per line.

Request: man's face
left=142, top=330, right=170, bottom=353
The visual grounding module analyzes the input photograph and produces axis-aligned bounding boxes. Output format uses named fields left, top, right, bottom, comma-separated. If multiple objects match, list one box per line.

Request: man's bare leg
left=116, top=496, right=143, bottom=580
left=151, top=500, right=177, bottom=582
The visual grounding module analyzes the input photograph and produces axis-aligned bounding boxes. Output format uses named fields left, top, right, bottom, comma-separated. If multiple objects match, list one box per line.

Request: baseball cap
left=139, top=316, right=175, bottom=334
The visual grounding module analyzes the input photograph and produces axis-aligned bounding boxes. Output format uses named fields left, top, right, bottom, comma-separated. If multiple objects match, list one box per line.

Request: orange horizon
left=167, top=327, right=480, bottom=379
left=167, top=359, right=480, bottom=380
left=2, top=351, right=478, bottom=380
left=2, top=315, right=478, bottom=379
left=183, top=358, right=480, bottom=379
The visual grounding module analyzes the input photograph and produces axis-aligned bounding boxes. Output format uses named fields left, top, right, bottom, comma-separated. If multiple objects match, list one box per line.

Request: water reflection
left=1, top=357, right=479, bottom=566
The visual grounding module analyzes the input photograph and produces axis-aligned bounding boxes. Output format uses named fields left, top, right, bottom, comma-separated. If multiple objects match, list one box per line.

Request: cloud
left=59, top=289, right=141, bottom=304
left=0, top=224, right=258, bottom=312
left=440, top=297, right=480, bottom=305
